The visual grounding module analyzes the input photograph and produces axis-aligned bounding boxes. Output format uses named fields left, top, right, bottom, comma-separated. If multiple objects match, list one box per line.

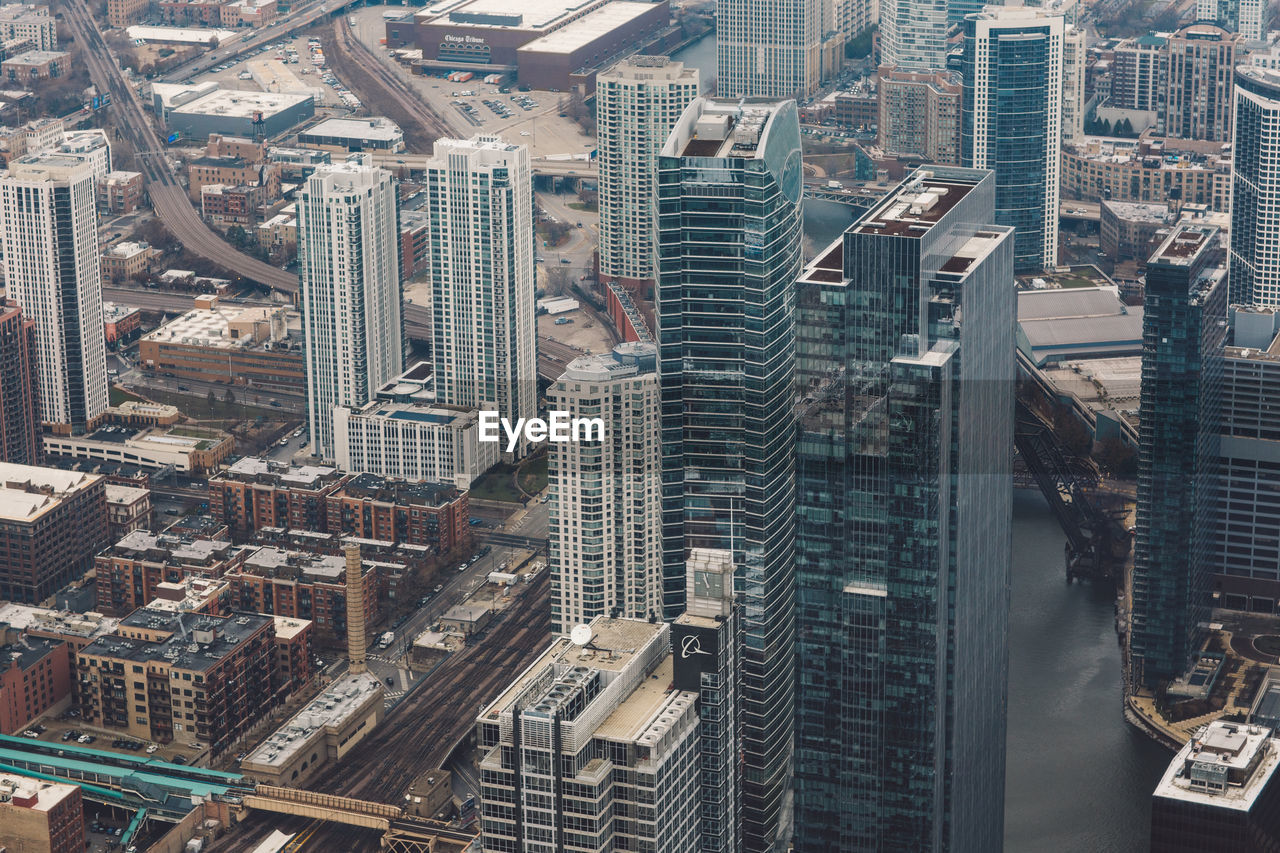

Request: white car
left=145, top=744, right=158, bottom=754
left=520, top=131, right=531, bottom=136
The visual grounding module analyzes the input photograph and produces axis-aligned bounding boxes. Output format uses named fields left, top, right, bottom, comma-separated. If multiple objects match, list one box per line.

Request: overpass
left=1060, top=201, right=1102, bottom=222
left=373, top=152, right=599, bottom=178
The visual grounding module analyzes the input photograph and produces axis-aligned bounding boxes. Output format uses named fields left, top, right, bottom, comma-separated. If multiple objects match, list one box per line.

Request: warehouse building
left=162, top=88, right=314, bottom=141
left=387, top=0, right=671, bottom=91
left=298, top=117, right=404, bottom=153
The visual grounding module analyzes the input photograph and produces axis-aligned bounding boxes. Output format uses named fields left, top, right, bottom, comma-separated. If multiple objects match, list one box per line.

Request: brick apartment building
left=0, top=633, right=70, bottom=735
left=94, top=530, right=249, bottom=617
left=0, top=463, right=108, bottom=604
left=209, top=458, right=349, bottom=541
left=326, top=474, right=470, bottom=554
left=77, top=608, right=304, bottom=754
left=225, top=546, right=381, bottom=639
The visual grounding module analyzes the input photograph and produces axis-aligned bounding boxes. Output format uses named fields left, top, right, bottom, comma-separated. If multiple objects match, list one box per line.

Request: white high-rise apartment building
left=596, top=57, right=698, bottom=291
left=1230, top=67, right=1280, bottom=308
left=1062, top=26, right=1086, bottom=143
left=881, top=0, right=949, bottom=70
left=423, top=134, right=536, bottom=459
left=298, top=154, right=402, bottom=460
left=548, top=342, right=661, bottom=635
left=1198, top=0, right=1264, bottom=41
left=717, top=0, right=825, bottom=98
left=476, top=618, right=702, bottom=853
left=0, top=153, right=107, bottom=433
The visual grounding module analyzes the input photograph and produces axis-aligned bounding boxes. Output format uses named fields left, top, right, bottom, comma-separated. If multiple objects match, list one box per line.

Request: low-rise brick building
left=1, top=47, right=66, bottom=80
left=98, top=170, right=144, bottom=213
left=93, top=530, right=249, bottom=617
left=0, top=633, right=70, bottom=734
left=226, top=546, right=380, bottom=639
left=326, top=474, right=469, bottom=554
left=209, top=458, right=349, bottom=541
left=104, top=483, right=150, bottom=541
left=0, top=773, right=83, bottom=853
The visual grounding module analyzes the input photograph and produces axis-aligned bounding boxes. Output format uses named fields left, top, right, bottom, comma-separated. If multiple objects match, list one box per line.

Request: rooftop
left=0, top=774, right=78, bottom=813
left=0, top=635, right=63, bottom=672
left=2, top=48, right=67, bottom=62
left=219, top=457, right=342, bottom=489
left=106, top=530, right=238, bottom=566
left=1150, top=223, right=1216, bottom=265
left=172, top=89, right=311, bottom=119
left=301, top=117, right=403, bottom=142
left=142, top=305, right=295, bottom=352
left=666, top=99, right=784, bottom=159
left=0, top=604, right=119, bottom=641
left=417, top=0, right=610, bottom=30
left=1018, top=288, right=1144, bottom=364
left=242, top=671, right=382, bottom=769
left=1154, top=721, right=1280, bottom=811
left=518, top=2, right=659, bottom=55
left=559, top=341, right=657, bottom=382
left=83, top=609, right=272, bottom=672
left=104, top=483, right=149, bottom=504
left=242, top=547, right=348, bottom=581
left=340, top=473, right=460, bottom=507
left=853, top=175, right=975, bottom=238
left=0, top=462, right=100, bottom=523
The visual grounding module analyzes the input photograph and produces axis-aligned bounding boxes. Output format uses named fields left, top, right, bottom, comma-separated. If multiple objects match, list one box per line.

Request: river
left=791, top=123, right=1172, bottom=850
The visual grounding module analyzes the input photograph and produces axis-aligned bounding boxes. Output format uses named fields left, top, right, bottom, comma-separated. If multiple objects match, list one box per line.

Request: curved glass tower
left=657, top=98, right=803, bottom=853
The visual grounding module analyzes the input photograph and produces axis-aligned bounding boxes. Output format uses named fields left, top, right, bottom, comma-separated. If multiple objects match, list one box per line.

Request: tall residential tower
left=717, top=0, right=825, bottom=98
left=0, top=153, right=108, bottom=434
left=657, top=98, right=803, bottom=852
left=961, top=5, right=1066, bottom=273
left=298, top=155, right=403, bottom=460
left=596, top=56, right=699, bottom=293
left=548, top=342, right=662, bottom=634
left=1230, top=67, right=1280, bottom=308
left=794, top=167, right=1015, bottom=851
left=1130, top=224, right=1226, bottom=690
left=423, top=135, right=536, bottom=459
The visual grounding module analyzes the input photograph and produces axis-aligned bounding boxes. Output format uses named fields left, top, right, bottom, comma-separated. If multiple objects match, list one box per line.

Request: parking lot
left=21, top=715, right=208, bottom=766
left=187, top=33, right=358, bottom=111
left=350, top=7, right=596, bottom=156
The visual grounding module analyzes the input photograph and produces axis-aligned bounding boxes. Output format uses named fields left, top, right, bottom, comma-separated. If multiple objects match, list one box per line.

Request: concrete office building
left=595, top=56, right=698, bottom=292
left=794, top=167, right=1015, bottom=851
left=0, top=463, right=107, bottom=604
left=0, top=153, right=108, bottom=433
left=1150, top=721, right=1280, bottom=852
left=547, top=342, right=661, bottom=635
left=962, top=5, right=1066, bottom=273
left=299, top=155, right=403, bottom=460
left=658, top=98, right=802, bottom=852
left=422, top=135, right=536, bottom=460
left=0, top=300, right=38, bottom=465
left=476, top=618, right=701, bottom=853
left=717, top=0, right=824, bottom=97
left=1131, top=225, right=1227, bottom=690
left=1230, top=67, right=1280, bottom=308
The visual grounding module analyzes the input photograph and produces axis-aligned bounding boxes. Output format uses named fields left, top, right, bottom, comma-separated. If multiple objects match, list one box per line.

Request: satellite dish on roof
left=570, top=624, right=593, bottom=647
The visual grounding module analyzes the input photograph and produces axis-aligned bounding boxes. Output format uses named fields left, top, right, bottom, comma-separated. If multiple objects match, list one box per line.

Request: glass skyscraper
left=794, top=167, right=1015, bottom=851
left=961, top=6, right=1064, bottom=274
left=657, top=98, right=803, bottom=852
left=1230, top=67, right=1280, bottom=308
left=1130, top=225, right=1226, bottom=690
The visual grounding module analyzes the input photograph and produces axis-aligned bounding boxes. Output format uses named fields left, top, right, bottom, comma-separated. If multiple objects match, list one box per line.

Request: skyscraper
left=961, top=5, right=1066, bottom=273
left=657, top=98, right=803, bottom=852
left=596, top=56, right=699, bottom=293
left=1230, top=67, right=1280, bottom=307
left=298, top=154, right=403, bottom=460
left=0, top=153, right=107, bottom=434
left=793, top=167, right=1015, bottom=852
left=673, top=548, right=740, bottom=853
left=1130, top=224, right=1226, bottom=690
left=423, top=135, right=536, bottom=459
left=716, top=0, right=824, bottom=98
left=1161, top=24, right=1238, bottom=143
left=881, top=0, right=948, bottom=70
left=548, top=342, right=662, bottom=635
left=0, top=300, right=38, bottom=464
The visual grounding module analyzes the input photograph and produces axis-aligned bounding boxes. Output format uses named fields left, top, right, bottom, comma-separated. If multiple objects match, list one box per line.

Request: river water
left=770, top=99, right=1174, bottom=849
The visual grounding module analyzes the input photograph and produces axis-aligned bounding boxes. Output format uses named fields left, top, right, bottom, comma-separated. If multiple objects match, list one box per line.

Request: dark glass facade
left=961, top=17, right=1058, bottom=274
left=794, top=167, right=1015, bottom=852
left=1131, top=225, right=1227, bottom=689
left=657, top=100, right=802, bottom=852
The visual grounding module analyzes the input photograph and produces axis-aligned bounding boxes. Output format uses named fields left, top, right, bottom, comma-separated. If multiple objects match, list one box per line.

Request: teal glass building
left=656, top=98, right=803, bottom=852
left=793, top=167, right=1015, bottom=851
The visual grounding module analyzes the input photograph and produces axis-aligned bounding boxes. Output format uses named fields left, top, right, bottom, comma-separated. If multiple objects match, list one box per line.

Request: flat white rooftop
left=127, top=25, right=238, bottom=44
left=518, top=1, right=655, bottom=55
left=0, top=462, right=99, bottom=523
left=172, top=89, right=312, bottom=119
left=243, top=671, right=382, bottom=769
left=419, top=0, right=609, bottom=30
left=302, top=117, right=403, bottom=142
left=1154, top=721, right=1280, bottom=811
